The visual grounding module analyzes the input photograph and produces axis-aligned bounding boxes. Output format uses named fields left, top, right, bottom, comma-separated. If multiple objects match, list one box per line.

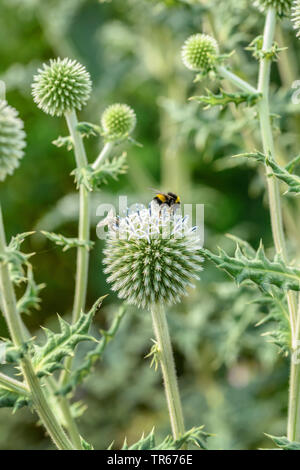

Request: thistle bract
left=32, top=58, right=92, bottom=117
left=292, top=0, right=300, bottom=36
left=103, top=205, right=203, bottom=310
left=0, top=100, right=26, bottom=182
left=101, top=103, right=136, bottom=141
left=181, top=34, right=219, bottom=73
left=254, top=0, right=292, bottom=16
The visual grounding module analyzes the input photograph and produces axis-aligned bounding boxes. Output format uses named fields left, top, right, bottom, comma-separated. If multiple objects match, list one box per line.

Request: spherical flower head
left=103, top=205, right=203, bottom=310
left=0, top=100, right=26, bottom=182
left=32, top=58, right=92, bottom=117
left=292, top=0, right=300, bottom=37
left=181, top=34, right=219, bottom=73
left=101, top=103, right=136, bottom=141
left=254, top=0, right=292, bottom=16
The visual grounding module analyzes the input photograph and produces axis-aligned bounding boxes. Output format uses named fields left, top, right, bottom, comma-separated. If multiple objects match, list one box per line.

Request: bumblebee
left=152, top=191, right=181, bottom=207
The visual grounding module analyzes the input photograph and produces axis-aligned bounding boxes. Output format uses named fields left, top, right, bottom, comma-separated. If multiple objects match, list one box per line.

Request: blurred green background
left=1, top=0, right=300, bottom=450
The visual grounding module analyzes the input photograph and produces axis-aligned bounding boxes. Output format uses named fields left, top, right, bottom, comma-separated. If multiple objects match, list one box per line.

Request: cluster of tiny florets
left=254, top=0, right=292, bottom=16
left=0, top=100, right=26, bottom=181
left=181, top=34, right=219, bottom=73
left=292, top=0, right=300, bottom=36
left=32, top=58, right=92, bottom=117
left=103, top=205, right=203, bottom=310
left=101, top=103, right=136, bottom=141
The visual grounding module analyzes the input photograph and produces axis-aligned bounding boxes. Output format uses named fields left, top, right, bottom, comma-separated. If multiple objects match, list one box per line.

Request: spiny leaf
left=0, top=340, right=28, bottom=364
left=80, top=436, right=94, bottom=450
left=57, top=305, right=125, bottom=396
left=120, top=426, right=210, bottom=450
left=255, top=289, right=290, bottom=354
left=17, top=265, right=45, bottom=315
left=41, top=231, right=94, bottom=252
left=189, top=89, right=261, bottom=109
left=0, top=388, right=30, bottom=411
left=52, top=135, right=73, bottom=151
left=0, top=232, right=35, bottom=284
left=246, top=35, right=287, bottom=61
left=72, top=153, right=128, bottom=192
left=202, top=241, right=300, bottom=292
left=76, top=121, right=101, bottom=138
left=31, top=297, right=105, bottom=378
left=234, top=151, right=300, bottom=195
left=266, top=434, right=300, bottom=450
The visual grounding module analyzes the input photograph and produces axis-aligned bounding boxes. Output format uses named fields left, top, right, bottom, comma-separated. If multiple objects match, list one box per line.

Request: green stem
left=92, top=141, right=114, bottom=171
left=256, top=7, right=299, bottom=441
left=0, top=372, right=29, bottom=396
left=0, top=205, right=75, bottom=450
left=56, top=109, right=91, bottom=445
left=65, top=110, right=90, bottom=327
left=217, top=65, right=258, bottom=94
left=150, top=304, right=185, bottom=440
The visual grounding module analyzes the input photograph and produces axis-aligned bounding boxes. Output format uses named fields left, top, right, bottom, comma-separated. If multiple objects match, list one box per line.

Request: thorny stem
left=0, top=205, right=75, bottom=450
left=150, top=304, right=185, bottom=441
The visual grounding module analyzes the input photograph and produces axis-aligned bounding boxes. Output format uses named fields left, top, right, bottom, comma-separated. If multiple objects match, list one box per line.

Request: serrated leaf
left=57, top=306, right=125, bottom=395
left=52, top=135, right=73, bottom=151
left=76, top=122, right=101, bottom=138
left=120, top=426, right=210, bottom=450
left=17, top=265, right=45, bottom=315
left=255, top=289, right=290, bottom=354
left=190, top=89, right=261, bottom=109
left=0, top=340, right=27, bottom=364
left=32, top=298, right=104, bottom=378
left=41, top=231, right=94, bottom=252
left=266, top=434, right=300, bottom=450
left=0, top=232, right=35, bottom=285
left=72, top=153, right=128, bottom=192
left=234, top=151, right=300, bottom=195
left=0, top=388, right=30, bottom=411
left=80, top=436, right=94, bottom=450
left=202, top=241, right=300, bottom=292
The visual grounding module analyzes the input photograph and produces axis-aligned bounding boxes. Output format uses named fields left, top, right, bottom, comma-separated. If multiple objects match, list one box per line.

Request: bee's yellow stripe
left=175, top=196, right=180, bottom=203
left=156, top=194, right=167, bottom=203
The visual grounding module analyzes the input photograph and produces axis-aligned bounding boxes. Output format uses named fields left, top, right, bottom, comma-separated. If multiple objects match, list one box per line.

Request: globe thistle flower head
left=32, top=58, right=92, bottom=116
left=181, top=34, right=219, bottom=73
left=101, top=103, right=136, bottom=141
left=254, top=0, right=292, bottom=16
left=0, top=100, right=26, bottom=181
left=292, top=0, right=300, bottom=37
left=103, top=204, right=203, bottom=310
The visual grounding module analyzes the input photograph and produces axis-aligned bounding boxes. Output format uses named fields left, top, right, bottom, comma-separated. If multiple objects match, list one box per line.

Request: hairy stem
left=0, top=205, right=75, bottom=450
left=217, top=65, right=258, bottom=94
left=256, top=7, right=299, bottom=441
left=150, top=304, right=185, bottom=440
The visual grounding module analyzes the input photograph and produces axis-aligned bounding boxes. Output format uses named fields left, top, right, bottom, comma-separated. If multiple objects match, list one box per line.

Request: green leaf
left=190, top=89, right=261, bottom=109
left=120, top=426, right=210, bottom=450
left=0, top=340, right=28, bottom=364
left=41, top=231, right=94, bottom=252
left=0, top=388, right=30, bottom=411
left=57, top=306, right=126, bottom=395
left=72, top=153, right=128, bottom=192
left=80, top=436, right=94, bottom=450
left=76, top=121, right=101, bottom=138
left=255, top=289, right=290, bottom=354
left=52, top=135, right=73, bottom=151
left=0, top=232, right=35, bottom=284
left=234, top=151, right=300, bottom=195
left=31, top=298, right=104, bottom=378
left=202, top=240, right=300, bottom=292
left=266, top=434, right=300, bottom=450
left=17, top=265, right=45, bottom=315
